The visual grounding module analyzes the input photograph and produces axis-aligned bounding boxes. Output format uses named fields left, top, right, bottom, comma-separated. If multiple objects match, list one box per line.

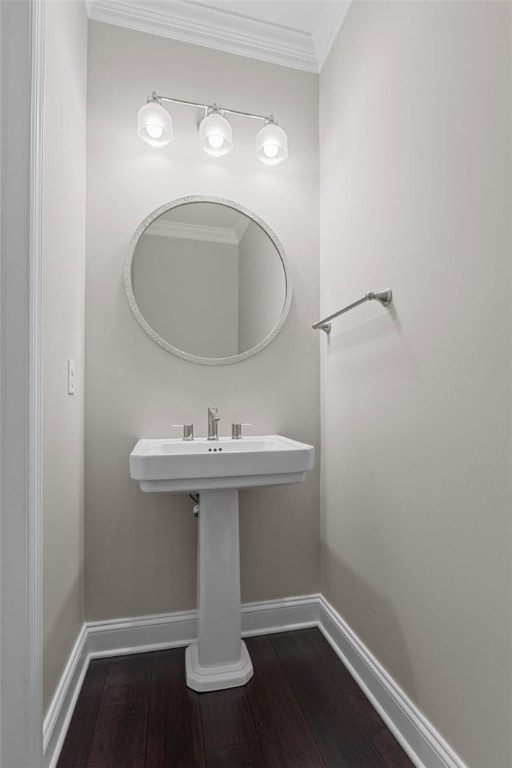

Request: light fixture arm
left=148, top=92, right=272, bottom=124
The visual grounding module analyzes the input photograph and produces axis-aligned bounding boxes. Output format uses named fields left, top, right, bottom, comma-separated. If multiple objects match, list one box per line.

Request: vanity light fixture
left=255, top=117, right=288, bottom=166
left=198, top=106, right=233, bottom=157
left=136, top=96, right=173, bottom=147
left=137, top=92, right=288, bottom=165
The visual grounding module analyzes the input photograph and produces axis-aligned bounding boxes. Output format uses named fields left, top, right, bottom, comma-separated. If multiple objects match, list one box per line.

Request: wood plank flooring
left=57, top=629, right=415, bottom=768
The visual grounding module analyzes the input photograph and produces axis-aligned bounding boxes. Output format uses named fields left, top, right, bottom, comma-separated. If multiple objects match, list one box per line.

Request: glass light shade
left=137, top=101, right=173, bottom=147
left=255, top=121, right=288, bottom=165
left=198, top=110, right=233, bottom=157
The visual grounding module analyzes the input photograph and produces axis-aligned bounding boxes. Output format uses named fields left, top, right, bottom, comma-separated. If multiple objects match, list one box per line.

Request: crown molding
left=144, top=219, right=240, bottom=244
left=313, top=1, right=352, bottom=70
left=88, top=0, right=352, bottom=73
left=88, top=0, right=317, bottom=72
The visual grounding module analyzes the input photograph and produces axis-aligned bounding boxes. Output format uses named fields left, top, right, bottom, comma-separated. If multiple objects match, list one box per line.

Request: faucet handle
left=231, top=423, right=252, bottom=439
left=172, top=424, right=194, bottom=441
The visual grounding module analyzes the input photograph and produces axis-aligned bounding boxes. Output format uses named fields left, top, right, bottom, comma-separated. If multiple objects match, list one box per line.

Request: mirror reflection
left=130, top=201, right=288, bottom=360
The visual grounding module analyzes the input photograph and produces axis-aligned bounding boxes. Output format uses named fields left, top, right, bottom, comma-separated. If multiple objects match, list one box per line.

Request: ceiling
left=87, top=0, right=352, bottom=72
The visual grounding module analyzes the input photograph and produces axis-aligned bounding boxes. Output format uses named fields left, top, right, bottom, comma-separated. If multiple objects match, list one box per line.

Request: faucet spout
left=207, top=407, right=220, bottom=440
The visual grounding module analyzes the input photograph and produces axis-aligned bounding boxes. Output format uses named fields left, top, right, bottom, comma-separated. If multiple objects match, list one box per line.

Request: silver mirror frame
left=124, top=195, right=292, bottom=365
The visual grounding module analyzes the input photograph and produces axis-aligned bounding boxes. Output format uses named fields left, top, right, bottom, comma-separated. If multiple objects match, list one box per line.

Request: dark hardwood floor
left=57, top=629, right=415, bottom=768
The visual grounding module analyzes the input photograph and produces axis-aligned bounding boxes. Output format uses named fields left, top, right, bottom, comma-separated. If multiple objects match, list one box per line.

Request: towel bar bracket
left=368, top=289, right=392, bottom=306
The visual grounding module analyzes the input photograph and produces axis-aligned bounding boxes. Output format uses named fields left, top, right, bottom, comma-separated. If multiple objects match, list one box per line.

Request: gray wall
left=43, top=0, right=87, bottom=715
left=133, top=233, right=239, bottom=357
left=319, top=3, right=511, bottom=766
left=238, top=222, right=285, bottom=352
left=85, top=22, right=320, bottom=621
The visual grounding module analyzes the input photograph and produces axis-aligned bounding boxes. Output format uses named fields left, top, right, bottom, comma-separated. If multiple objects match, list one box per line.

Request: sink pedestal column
left=185, top=488, right=253, bottom=692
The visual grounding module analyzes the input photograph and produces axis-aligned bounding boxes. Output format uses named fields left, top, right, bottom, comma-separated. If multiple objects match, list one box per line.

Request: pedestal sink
left=129, top=434, right=314, bottom=692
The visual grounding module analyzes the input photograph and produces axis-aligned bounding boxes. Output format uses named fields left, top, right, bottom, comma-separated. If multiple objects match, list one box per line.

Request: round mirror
left=124, top=196, right=292, bottom=365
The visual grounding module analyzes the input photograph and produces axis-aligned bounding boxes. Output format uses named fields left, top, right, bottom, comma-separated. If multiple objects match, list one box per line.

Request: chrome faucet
left=207, top=407, right=220, bottom=440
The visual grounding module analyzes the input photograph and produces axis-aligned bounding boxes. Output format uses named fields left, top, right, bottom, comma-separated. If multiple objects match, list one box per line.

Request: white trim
left=42, top=625, right=88, bottom=768
left=86, top=594, right=320, bottom=659
left=87, top=0, right=354, bottom=73
left=43, top=595, right=319, bottom=766
left=313, top=1, right=353, bottom=71
left=29, top=0, right=46, bottom=764
left=144, top=219, right=239, bottom=245
left=241, top=593, right=320, bottom=636
left=318, top=596, right=467, bottom=768
left=0, top=0, right=45, bottom=765
left=88, top=0, right=318, bottom=72
left=43, top=594, right=467, bottom=768
left=87, top=608, right=198, bottom=658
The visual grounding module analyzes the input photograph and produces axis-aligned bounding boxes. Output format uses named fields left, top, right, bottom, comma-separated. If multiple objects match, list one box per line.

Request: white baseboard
left=242, top=593, right=320, bottom=636
left=43, top=594, right=467, bottom=768
left=85, top=594, right=320, bottom=659
left=43, top=624, right=88, bottom=768
left=42, top=594, right=319, bottom=767
left=86, top=607, right=198, bottom=658
left=318, top=596, right=467, bottom=768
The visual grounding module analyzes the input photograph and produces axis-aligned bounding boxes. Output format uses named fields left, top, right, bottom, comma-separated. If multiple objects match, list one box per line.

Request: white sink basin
left=130, top=434, right=314, bottom=492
